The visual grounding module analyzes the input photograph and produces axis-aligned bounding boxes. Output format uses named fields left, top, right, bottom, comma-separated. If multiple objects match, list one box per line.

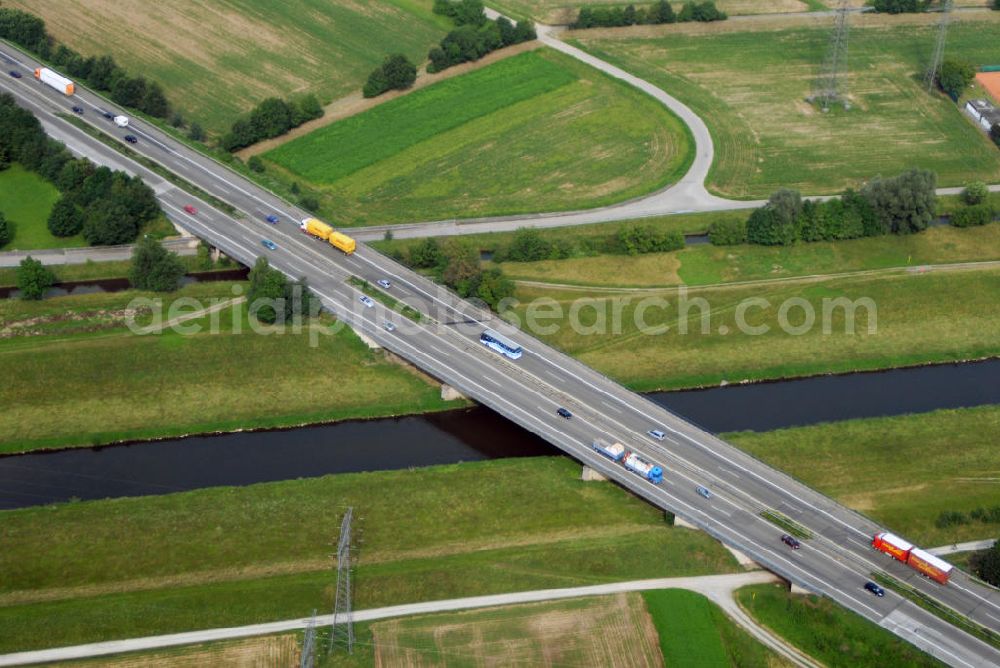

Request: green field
left=264, top=49, right=693, bottom=225
left=0, top=280, right=458, bottom=453
left=371, top=594, right=664, bottom=666
left=8, top=0, right=450, bottom=134
left=0, top=164, right=82, bottom=251
left=572, top=12, right=1000, bottom=197
left=0, top=457, right=737, bottom=652
left=643, top=589, right=776, bottom=667
left=728, top=405, right=1000, bottom=546
left=509, top=264, right=1000, bottom=390
left=736, top=584, right=943, bottom=667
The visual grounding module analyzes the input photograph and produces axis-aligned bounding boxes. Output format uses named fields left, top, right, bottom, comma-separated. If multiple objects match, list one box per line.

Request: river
left=1, top=358, right=997, bottom=510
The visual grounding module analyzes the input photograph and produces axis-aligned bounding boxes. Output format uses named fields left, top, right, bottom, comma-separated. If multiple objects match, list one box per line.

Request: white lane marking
left=600, top=400, right=623, bottom=414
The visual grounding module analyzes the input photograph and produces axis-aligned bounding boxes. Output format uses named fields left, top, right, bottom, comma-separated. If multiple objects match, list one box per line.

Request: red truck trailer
left=907, top=547, right=953, bottom=585
left=872, top=532, right=913, bottom=563
left=872, top=532, right=953, bottom=585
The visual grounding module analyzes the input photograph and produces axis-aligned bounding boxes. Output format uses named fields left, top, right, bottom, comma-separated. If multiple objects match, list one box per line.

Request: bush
left=299, top=196, right=320, bottom=212
left=950, top=203, right=995, bottom=228
left=128, top=236, right=185, bottom=292
left=409, top=237, right=444, bottom=269
left=962, top=181, right=989, bottom=205
left=862, top=169, right=937, bottom=235
left=221, top=96, right=324, bottom=152
left=427, top=15, right=534, bottom=73
left=745, top=189, right=801, bottom=246
left=16, top=256, right=55, bottom=300
left=873, top=0, right=926, bottom=13
left=708, top=218, right=746, bottom=246
left=935, top=510, right=967, bottom=528
left=618, top=225, right=684, bottom=255
left=188, top=122, right=205, bottom=142
left=0, top=211, right=9, bottom=247
left=506, top=227, right=553, bottom=262
left=363, top=54, right=417, bottom=98
left=47, top=196, right=84, bottom=237
left=247, top=155, right=265, bottom=173
left=938, top=58, right=975, bottom=99
left=971, top=541, right=1000, bottom=587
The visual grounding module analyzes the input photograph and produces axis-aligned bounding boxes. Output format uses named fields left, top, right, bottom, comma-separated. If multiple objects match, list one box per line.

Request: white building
left=965, top=99, right=1000, bottom=131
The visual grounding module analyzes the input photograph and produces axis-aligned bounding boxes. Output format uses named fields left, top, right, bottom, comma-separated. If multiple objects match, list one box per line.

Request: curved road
left=0, top=572, right=823, bottom=668
left=349, top=11, right=999, bottom=241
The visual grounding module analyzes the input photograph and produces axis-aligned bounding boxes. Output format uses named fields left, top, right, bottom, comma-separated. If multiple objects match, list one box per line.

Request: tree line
left=247, top=257, right=320, bottom=324
left=363, top=54, right=418, bottom=98
left=709, top=169, right=941, bottom=247
left=428, top=0, right=536, bottom=74
left=0, top=8, right=171, bottom=118
left=220, top=95, right=323, bottom=152
left=393, top=236, right=514, bottom=311
left=487, top=225, right=684, bottom=263
left=572, top=1, right=726, bottom=29
left=0, top=93, right=161, bottom=246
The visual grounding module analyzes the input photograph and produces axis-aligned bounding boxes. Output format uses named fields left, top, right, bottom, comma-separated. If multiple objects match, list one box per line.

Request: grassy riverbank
left=0, top=280, right=458, bottom=454
left=0, top=457, right=736, bottom=653
left=736, top=584, right=943, bottom=668
left=509, top=264, right=1000, bottom=391
left=727, top=405, right=1000, bottom=546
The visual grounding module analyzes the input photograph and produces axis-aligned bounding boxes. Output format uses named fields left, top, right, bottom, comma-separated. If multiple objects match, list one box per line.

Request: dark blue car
left=8, top=70, right=22, bottom=79
left=265, top=214, right=279, bottom=224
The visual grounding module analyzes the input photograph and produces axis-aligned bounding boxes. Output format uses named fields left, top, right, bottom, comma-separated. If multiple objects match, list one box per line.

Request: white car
left=648, top=429, right=666, bottom=441
left=359, top=296, right=375, bottom=308
left=377, top=279, right=391, bottom=289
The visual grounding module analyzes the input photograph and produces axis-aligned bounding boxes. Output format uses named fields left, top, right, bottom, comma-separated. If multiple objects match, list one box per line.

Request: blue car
left=265, top=214, right=279, bottom=224
left=8, top=70, right=22, bottom=79
left=261, top=239, right=277, bottom=250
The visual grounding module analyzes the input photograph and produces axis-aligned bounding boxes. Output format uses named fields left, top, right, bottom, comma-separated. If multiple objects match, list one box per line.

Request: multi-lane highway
left=3, top=45, right=1000, bottom=667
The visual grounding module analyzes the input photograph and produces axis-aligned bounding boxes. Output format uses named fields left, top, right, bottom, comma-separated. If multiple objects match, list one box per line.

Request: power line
left=813, top=0, right=851, bottom=112
left=327, top=506, right=354, bottom=655
left=925, top=0, right=954, bottom=92
left=300, top=609, right=317, bottom=668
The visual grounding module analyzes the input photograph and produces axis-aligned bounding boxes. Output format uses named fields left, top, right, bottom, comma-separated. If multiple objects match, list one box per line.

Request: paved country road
left=0, top=572, right=827, bottom=668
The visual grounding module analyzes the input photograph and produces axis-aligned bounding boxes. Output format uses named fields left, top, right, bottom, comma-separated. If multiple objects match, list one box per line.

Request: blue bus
left=481, top=329, right=522, bottom=360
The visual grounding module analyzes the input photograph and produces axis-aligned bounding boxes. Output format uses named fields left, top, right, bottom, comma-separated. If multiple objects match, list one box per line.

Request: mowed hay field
left=372, top=594, right=663, bottom=667
left=7, top=0, right=449, bottom=134
left=729, top=405, right=1000, bottom=546
left=40, top=634, right=299, bottom=668
left=571, top=12, right=1000, bottom=197
left=491, top=0, right=819, bottom=25
left=509, top=265, right=1000, bottom=390
left=264, top=49, right=693, bottom=225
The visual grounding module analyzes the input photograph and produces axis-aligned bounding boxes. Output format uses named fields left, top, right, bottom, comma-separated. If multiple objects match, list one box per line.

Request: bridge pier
left=580, top=465, right=608, bottom=482
left=349, top=324, right=381, bottom=350
left=441, top=384, right=467, bottom=402
left=210, top=246, right=221, bottom=263
left=788, top=581, right=811, bottom=596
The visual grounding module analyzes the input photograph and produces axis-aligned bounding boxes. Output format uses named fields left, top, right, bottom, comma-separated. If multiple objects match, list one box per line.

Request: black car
left=72, top=106, right=84, bottom=114
left=8, top=70, right=22, bottom=79
left=123, top=135, right=138, bottom=144
left=780, top=534, right=801, bottom=549
left=864, top=581, right=885, bottom=597
left=103, top=111, right=115, bottom=120
left=556, top=407, right=572, bottom=419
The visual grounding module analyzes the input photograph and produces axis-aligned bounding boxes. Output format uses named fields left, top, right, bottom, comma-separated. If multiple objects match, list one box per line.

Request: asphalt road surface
left=2, top=46, right=1000, bottom=667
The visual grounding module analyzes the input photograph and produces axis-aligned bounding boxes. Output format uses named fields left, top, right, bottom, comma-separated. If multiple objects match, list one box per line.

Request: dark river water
left=1, top=359, right=998, bottom=510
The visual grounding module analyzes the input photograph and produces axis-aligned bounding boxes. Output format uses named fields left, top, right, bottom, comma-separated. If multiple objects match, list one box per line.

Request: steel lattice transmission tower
left=300, top=609, right=317, bottom=668
left=327, top=507, right=355, bottom=655
left=814, top=0, right=851, bottom=111
left=925, top=0, right=954, bottom=92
